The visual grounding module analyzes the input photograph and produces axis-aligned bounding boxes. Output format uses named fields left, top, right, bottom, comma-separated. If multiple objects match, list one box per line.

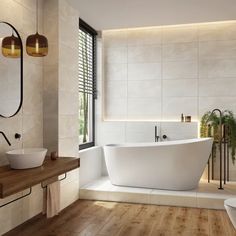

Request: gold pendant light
left=2, top=31, right=21, bottom=58
left=26, top=0, right=48, bottom=57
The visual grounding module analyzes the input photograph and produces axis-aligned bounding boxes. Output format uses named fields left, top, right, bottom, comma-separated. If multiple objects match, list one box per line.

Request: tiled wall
left=0, top=0, right=44, bottom=234
left=43, top=0, right=80, bottom=210
left=102, top=21, right=236, bottom=121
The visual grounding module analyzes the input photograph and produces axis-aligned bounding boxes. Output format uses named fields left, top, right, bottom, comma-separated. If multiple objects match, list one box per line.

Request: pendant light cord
left=36, top=0, right=38, bottom=33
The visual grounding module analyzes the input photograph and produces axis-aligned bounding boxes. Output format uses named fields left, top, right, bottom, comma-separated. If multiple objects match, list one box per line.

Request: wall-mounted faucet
left=155, top=126, right=160, bottom=142
left=0, top=131, right=11, bottom=146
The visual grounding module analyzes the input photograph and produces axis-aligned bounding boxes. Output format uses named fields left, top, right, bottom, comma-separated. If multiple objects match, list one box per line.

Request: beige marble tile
left=163, top=60, right=198, bottom=79
left=128, top=62, right=161, bottom=80
left=105, top=63, right=127, bottom=81
left=162, top=25, right=198, bottom=43
left=59, top=137, right=79, bottom=157
left=199, top=40, right=236, bottom=59
left=199, top=59, right=236, bottom=78
left=199, top=21, right=236, bottom=41
left=163, top=79, right=198, bottom=97
left=199, top=78, right=236, bottom=97
left=103, top=30, right=127, bottom=48
left=105, top=98, right=127, bottom=119
left=162, top=97, right=198, bottom=120
left=127, top=80, right=161, bottom=98
left=127, top=28, right=162, bottom=46
left=106, top=81, right=127, bottom=99
left=128, top=45, right=161, bottom=63
left=127, top=98, right=162, bottom=120
left=22, top=114, right=43, bottom=148
left=59, top=91, right=79, bottom=115
left=199, top=97, right=236, bottom=117
left=59, top=115, right=79, bottom=138
left=105, top=47, right=127, bottom=64
left=163, top=42, right=198, bottom=61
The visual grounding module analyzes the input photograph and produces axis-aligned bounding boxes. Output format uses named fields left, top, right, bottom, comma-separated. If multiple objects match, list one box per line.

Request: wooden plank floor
left=4, top=200, right=236, bottom=236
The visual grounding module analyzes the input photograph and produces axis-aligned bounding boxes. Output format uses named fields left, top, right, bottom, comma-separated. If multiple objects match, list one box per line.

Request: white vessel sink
left=6, top=148, right=48, bottom=169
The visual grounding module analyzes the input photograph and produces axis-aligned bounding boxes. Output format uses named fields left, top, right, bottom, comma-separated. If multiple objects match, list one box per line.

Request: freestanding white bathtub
left=104, top=138, right=213, bottom=191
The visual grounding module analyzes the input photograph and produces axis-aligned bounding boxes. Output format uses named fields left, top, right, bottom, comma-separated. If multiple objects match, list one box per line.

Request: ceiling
left=69, top=0, right=236, bottom=30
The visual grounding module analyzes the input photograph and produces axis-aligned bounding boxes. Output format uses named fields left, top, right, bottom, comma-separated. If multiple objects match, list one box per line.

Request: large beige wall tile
left=199, top=59, right=236, bottom=78
left=162, top=25, right=198, bottom=43
left=128, top=45, right=161, bottom=63
left=128, top=62, right=161, bottom=80
left=105, top=98, right=127, bottom=119
left=125, top=122, right=157, bottom=142
left=105, top=63, right=127, bottom=81
left=199, top=78, right=236, bottom=97
left=103, top=30, right=127, bottom=48
left=59, top=91, right=79, bottom=116
left=163, top=60, right=198, bottom=79
left=199, top=21, right=236, bottom=41
left=127, top=80, right=161, bottom=98
left=163, top=79, right=198, bottom=97
left=106, top=81, right=127, bottom=98
left=127, top=98, right=162, bottom=120
left=199, top=97, right=236, bottom=116
left=105, top=47, right=127, bottom=64
left=59, top=137, right=79, bottom=158
left=127, top=28, right=162, bottom=46
left=163, top=42, right=198, bottom=61
left=199, top=40, right=236, bottom=59
left=162, top=97, right=198, bottom=120
left=59, top=115, right=79, bottom=139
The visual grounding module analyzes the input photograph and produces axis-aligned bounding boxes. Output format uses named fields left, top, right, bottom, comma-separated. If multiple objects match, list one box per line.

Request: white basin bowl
left=6, top=148, right=48, bottom=169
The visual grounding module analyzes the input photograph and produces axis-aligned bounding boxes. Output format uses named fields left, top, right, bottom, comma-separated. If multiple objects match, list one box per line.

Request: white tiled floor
left=79, top=176, right=236, bottom=209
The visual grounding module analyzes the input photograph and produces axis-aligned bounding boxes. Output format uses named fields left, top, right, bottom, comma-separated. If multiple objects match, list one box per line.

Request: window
left=79, top=19, right=97, bottom=150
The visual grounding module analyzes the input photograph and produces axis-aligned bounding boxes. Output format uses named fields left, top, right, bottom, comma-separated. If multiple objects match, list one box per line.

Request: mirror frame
left=0, top=21, right=23, bottom=118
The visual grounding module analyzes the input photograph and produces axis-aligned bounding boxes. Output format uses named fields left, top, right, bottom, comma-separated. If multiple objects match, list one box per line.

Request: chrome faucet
left=0, top=131, right=11, bottom=146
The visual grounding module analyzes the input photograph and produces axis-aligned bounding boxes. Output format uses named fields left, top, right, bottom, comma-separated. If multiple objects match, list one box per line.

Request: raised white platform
left=80, top=176, right=236, bottom=209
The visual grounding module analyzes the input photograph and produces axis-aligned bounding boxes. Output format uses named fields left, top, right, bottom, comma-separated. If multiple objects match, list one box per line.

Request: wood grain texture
left=0, top=156, right=80, bottom=198
left=4, top=200, right=236, bottom=236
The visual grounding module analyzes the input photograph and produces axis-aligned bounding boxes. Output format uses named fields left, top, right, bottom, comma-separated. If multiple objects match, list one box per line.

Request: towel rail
left=41, top=173, right=67, bottom=189
left=0, top=187, right=32, bottom=208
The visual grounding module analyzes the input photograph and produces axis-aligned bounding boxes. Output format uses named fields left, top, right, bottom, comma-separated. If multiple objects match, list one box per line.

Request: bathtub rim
left=104, top=138, right=213, bottom=148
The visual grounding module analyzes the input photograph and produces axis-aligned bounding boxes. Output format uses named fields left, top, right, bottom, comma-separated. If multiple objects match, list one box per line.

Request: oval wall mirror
left=0, top=21, right=23, bottom=118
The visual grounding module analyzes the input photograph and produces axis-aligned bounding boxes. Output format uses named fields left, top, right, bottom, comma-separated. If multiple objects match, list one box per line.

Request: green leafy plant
left=200, top=110, right=236, bottom=164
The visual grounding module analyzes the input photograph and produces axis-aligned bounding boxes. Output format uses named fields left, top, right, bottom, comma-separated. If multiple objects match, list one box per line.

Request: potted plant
left=200, top=110, right=236, bottom=164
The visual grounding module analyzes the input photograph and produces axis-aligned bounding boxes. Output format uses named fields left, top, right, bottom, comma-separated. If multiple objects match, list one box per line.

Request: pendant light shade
left=26, top=0, right=48, bottom=57
left=26, top=32, right=48, bottom=57
left=2, top=34, right=21, bottom=58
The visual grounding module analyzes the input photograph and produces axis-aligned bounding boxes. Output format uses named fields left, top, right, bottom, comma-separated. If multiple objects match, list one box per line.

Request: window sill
left=79, top=141, right=95, bottom=151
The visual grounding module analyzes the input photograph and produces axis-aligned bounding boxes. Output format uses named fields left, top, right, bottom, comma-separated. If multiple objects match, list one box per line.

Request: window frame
left=79, top=19, right=97, bottom=151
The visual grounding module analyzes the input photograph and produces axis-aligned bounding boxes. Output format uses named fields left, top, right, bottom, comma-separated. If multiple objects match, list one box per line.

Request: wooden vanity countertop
left=0, top=156, right=80, bottom=198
